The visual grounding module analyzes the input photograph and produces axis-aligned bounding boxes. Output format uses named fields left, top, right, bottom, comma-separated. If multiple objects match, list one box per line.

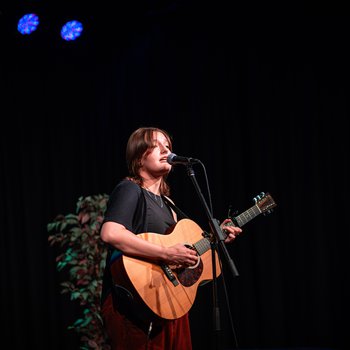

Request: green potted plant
left=48, top=194, right=110, bottom=349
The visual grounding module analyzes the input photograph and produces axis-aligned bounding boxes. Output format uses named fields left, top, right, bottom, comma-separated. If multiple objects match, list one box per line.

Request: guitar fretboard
left=235, top=205, right=261, bottom=227
left=194, top=237, right=211, bottom=256
left=193, top=195, right=275, bottom=255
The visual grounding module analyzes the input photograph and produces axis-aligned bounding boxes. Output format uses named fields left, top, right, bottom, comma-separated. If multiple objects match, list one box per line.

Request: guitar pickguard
left=174, top=259, right=204, bottom=287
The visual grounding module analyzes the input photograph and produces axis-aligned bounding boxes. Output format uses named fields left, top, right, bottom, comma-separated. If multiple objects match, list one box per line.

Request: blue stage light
left=17, top=13, right=40, bottom=35
left=60, top=20, right=84, bottom=41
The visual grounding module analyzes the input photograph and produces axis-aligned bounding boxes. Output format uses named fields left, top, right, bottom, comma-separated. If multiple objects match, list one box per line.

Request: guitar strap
left=162, top=196, right=190, bottom=220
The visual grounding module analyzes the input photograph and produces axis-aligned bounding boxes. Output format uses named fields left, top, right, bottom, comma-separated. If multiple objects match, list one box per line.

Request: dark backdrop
left=1, top=2, right=349, bottom=350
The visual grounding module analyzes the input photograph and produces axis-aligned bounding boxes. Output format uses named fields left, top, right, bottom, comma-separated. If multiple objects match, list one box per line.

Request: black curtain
left=1, top=2, right=349, bottom=350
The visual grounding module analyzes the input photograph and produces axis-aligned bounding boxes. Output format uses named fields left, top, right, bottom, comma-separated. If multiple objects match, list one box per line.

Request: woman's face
left=140, top=131, right=172, bottom=178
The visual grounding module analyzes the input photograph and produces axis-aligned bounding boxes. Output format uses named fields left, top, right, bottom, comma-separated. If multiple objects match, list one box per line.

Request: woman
left=100, top=127, right=242, bottom=349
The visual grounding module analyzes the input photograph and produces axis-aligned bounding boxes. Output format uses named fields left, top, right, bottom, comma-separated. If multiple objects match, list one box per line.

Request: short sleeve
left=103, top=179, right=142, bottom=232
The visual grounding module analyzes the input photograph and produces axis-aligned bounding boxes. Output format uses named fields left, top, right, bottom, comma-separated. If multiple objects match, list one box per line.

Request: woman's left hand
left=220, top=218, right=242, bottom=243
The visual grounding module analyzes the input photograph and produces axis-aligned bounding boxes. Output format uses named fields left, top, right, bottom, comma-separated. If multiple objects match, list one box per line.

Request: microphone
left=167, top=153, right=200, bottom=165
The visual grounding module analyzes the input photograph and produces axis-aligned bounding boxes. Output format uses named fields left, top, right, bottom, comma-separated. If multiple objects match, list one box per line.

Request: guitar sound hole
left=175, top=244, right=203, bottom=287
left=183, top=243, right=200, bottom=269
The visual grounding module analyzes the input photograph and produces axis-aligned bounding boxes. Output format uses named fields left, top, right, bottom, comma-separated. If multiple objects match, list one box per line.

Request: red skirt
left=101, top=293, right=192, bottom=350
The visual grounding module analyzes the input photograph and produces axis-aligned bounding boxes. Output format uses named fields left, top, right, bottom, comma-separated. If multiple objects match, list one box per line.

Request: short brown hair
left=126, top=127, right=173, bottom=195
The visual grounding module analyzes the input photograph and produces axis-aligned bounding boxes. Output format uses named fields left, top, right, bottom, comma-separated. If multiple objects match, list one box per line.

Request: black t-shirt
left=102, top=179, right=147, bottom=233
left=100, top=179, right=177, bottom=303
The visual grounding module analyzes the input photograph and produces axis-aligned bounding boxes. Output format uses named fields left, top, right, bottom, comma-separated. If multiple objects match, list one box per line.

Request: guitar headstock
left=253, top=192, right=277, bottom=215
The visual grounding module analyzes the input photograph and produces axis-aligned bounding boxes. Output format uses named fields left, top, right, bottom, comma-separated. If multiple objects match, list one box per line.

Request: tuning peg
left=263, top=209, right=273, bottom=216
left=253, top=192, right=265, bottom=203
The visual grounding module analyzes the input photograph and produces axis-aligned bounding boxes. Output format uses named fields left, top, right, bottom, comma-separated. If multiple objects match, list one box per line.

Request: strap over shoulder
left=162, top=196, right=189, bottom=220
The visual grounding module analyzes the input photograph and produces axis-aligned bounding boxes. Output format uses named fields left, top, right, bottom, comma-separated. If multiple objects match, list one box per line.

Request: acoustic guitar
left=110, top=192, right=276, bottom=320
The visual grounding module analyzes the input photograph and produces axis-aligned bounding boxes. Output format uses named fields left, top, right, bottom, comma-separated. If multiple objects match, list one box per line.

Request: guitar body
left=110, top=218, right=221, bottom=320
left=110, top=192, right=276, bottom=321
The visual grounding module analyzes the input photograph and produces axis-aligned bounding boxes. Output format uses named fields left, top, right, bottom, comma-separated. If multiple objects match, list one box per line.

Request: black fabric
left=142, top=188, right=176, bottom=233
left=162, top=196, right=189, bottom=220
left=102, top=179, right=147, bottom=233
left=100, top=179, right=147, bottom=305
left=100, top=179, right=180, bottom=306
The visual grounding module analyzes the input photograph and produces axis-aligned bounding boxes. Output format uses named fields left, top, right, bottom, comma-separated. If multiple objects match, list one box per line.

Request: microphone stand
left=186, top=163, right=239, bottom=350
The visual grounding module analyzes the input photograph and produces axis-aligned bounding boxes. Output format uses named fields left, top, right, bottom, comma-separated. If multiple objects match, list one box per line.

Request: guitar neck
left=195, top=194, right=275, bottom=254
left=233, top=204, right=262, bottom=227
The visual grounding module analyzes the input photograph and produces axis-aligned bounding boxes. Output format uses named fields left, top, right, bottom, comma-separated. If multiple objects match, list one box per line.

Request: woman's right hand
left=164, top=243, right=199, bottom=267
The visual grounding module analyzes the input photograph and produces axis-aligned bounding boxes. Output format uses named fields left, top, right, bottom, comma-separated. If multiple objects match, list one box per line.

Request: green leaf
left=48, top=193, right=109, bottom=349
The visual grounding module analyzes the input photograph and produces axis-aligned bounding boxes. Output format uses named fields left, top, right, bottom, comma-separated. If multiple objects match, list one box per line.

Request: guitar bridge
left=161, top=264, right=179, bottom=286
